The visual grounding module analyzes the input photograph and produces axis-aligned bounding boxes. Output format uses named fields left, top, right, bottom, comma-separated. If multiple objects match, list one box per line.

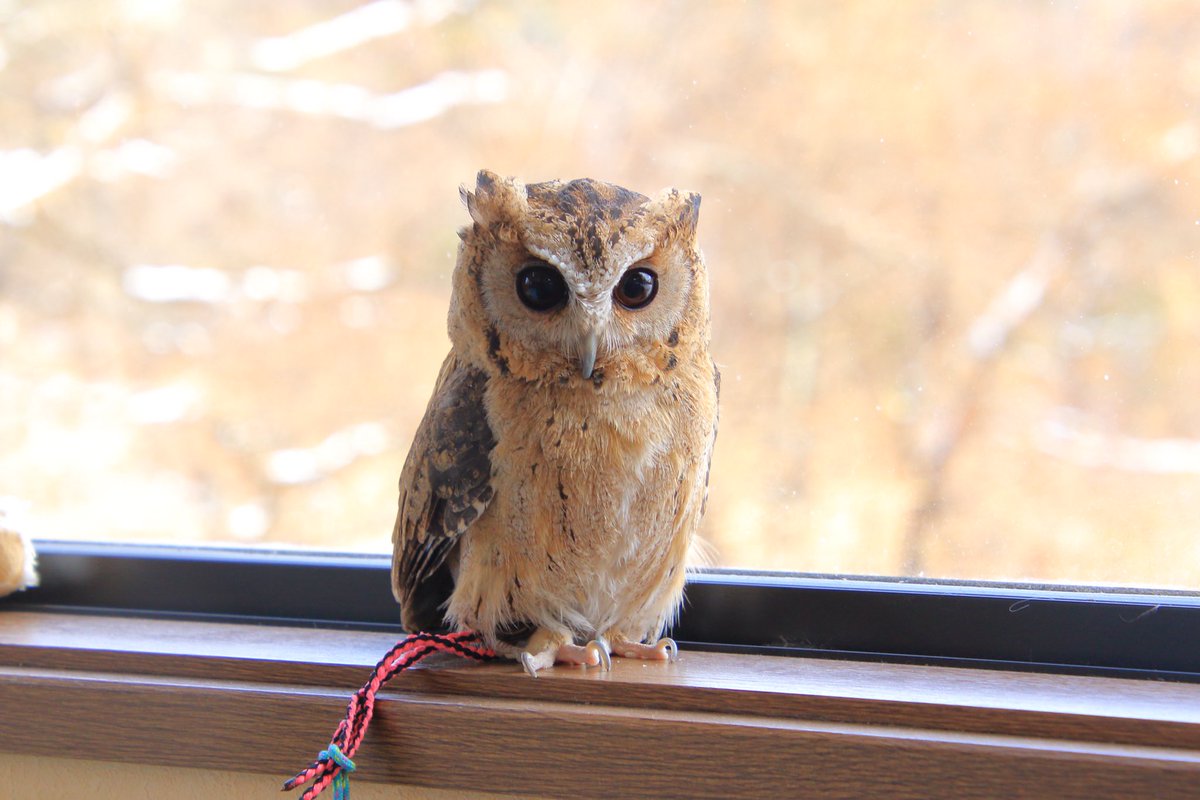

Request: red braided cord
left=283, top=631, right=498, bottom=799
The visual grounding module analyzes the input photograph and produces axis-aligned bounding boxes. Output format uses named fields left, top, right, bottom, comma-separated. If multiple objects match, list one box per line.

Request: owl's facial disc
left=474, top=177, right=693, bottom=384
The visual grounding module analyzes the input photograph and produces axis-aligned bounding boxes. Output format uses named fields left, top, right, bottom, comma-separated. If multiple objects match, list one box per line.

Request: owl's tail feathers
left=283, top=631, right=498, bottom=800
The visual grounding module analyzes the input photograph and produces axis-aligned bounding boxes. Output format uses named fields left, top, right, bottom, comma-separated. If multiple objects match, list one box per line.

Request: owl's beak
left=578, top=330, right=599, bottom=379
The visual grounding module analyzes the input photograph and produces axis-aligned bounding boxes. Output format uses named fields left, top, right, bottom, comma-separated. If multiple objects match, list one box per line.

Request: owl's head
left=450, top=170, right=709, bottom=388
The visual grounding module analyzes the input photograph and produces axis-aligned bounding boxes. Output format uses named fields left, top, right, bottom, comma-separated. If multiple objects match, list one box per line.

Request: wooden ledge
left=1, top=610, right=1199, bottom=798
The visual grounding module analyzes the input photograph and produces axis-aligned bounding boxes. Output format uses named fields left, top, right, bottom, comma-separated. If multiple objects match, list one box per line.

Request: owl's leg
left=518, top=628, right=612, bottom=677
left=609, top=635, right=679, bottom=662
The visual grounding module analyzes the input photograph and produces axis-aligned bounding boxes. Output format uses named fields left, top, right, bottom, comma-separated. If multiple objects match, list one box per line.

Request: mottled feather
left=391, top=353, right=495, bottom=632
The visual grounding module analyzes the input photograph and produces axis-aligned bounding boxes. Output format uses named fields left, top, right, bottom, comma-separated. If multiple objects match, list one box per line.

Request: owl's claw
left=520, top=651, right=540, bottom=678
left=586, top=638, right=612, bottom=671
left=657, top=637, right=680, bottom=662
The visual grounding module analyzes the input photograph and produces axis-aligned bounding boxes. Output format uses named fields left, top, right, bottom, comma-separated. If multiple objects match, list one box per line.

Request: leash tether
left=283, top=630, right=498, bottom=799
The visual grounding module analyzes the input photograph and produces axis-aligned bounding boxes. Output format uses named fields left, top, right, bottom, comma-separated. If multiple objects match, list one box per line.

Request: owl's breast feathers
left=477, top=351, right=716, bottom=633
left=393, top=344, right=718, bottom=641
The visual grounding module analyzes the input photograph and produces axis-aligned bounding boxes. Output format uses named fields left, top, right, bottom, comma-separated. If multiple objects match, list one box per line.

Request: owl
left=391, top=170, right=719, bottom=675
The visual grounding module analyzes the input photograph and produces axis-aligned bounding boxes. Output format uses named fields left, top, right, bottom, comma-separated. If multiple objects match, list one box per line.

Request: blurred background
left=2, top=0, right=1199, bottom=588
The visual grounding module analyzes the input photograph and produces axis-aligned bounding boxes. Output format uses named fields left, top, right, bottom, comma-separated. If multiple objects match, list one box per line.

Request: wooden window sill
left=1, top=610, right=1198, bottom=798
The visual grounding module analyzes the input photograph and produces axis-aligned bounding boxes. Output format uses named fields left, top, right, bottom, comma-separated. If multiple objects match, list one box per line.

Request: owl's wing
left=391, top=353, right=495, bottom=632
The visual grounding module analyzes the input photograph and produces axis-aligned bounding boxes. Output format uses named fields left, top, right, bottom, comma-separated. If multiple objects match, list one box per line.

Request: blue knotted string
left=319, top=743, right=356, bottom=800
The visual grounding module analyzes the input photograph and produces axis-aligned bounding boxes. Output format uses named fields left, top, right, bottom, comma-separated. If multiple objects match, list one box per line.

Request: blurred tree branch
left=897, top=172, right=1160, bottom=575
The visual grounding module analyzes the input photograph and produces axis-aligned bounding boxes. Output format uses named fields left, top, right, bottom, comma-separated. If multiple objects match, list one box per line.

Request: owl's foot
left=612, top=637, right=679, bottom=661
left=520, top=638, right=612, bottom=677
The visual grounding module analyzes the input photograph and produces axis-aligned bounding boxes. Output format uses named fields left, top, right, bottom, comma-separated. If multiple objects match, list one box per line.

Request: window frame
left=6, top=541, right=1200, bottom=796
left=6, top=608, right=1200, bottom=798
left=10, top=539, right=1200, bottom=682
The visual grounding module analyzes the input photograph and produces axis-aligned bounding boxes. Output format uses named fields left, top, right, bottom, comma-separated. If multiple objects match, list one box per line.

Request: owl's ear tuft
left=459, top=184, right=477, bottom=220
left=461, top=170, right=527, bottom=236
left=678, top=191, right=701, bottom=231
left=475, top=169, right=499, bottom=192
left=651, top=188, right=701, bottom=239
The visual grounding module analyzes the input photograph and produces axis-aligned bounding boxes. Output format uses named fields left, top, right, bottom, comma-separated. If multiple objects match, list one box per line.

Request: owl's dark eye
left=516, top=262, right=568, bottom=312
left=614, top=266, right=658, bottom=310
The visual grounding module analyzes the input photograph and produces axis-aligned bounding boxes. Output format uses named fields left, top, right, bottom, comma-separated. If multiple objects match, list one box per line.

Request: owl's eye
left=613, top=266, right=658, bottom=310
left=516, top=262, right=569, bottom=312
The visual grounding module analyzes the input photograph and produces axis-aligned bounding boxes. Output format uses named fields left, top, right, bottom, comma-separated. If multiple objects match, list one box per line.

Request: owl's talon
left=520, top=652, right=539, bottom=678
left=611, top=636, right=680, bottom=661
left=586, top=639, right=612, bottom=671
left=656, top=637, right=679, bottom=661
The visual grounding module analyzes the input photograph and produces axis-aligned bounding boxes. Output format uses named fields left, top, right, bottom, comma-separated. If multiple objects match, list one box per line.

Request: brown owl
left=391, top=170, right=719, bottom=675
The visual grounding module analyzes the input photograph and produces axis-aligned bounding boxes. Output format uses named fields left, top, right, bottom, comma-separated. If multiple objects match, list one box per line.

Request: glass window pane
left=2, top=2, right=1198, bottom=589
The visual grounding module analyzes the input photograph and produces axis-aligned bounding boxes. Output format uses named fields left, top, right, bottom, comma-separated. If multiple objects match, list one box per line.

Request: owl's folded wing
left=391, top=354, right=496, bottom=632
